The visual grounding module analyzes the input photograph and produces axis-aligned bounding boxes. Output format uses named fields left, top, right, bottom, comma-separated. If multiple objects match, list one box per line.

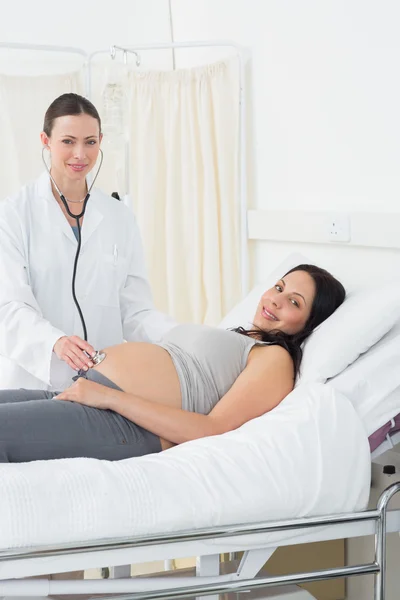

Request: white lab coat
left=0, top=172, right=176, bottom=391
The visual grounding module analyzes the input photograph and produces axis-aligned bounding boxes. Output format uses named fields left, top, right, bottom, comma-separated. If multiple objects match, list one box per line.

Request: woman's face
left=41, top=113, right=102, bottom=182
left=253, top=270, right=316, bottom=335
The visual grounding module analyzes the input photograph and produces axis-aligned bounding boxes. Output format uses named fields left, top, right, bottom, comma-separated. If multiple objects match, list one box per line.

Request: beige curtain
left=128, top=58, right=241, bottom=325
left=0, top=72, right=83, bottom=199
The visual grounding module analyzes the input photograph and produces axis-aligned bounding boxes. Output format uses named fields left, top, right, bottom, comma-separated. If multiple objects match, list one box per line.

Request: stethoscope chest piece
left=92, top=351, right=107, bottom=366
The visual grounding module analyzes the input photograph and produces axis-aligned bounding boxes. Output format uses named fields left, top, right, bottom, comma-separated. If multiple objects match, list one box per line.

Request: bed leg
left=164, top=559, right=175, bottom=570
left=196, top=554, right=220, bottom=600
left=196, top=554, right=220, bottom=576
left=109, top=564, right=131, bottom=578
left=236, top=547, right=277, bottom=579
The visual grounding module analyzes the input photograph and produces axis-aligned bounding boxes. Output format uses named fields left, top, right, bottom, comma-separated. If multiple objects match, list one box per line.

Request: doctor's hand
left=53, top=336, right=95, bottom=372
left=55, top=378, right=112, bottom=410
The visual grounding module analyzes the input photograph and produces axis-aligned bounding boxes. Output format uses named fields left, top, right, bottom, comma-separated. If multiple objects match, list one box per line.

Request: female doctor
left=0, top=93, right=176, bottom=391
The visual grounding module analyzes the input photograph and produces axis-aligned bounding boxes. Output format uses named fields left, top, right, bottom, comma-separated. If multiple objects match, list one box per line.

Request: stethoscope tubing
left=41, top=148, right=104, bottom=342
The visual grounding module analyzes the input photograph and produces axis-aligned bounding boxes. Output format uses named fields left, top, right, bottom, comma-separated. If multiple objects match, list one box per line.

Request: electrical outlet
left=327, top=213, right=351, bottom=242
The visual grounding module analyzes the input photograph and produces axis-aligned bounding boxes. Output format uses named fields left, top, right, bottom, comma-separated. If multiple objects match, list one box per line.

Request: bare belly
left=92, top=342, right=182, bottom=450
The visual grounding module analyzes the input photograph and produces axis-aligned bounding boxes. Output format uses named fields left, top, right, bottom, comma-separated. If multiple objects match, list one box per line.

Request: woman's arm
left=57, top=345, right=294, bottom=444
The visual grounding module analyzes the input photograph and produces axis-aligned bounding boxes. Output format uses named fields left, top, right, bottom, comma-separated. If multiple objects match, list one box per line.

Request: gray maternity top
left=156, top=324, right=266, bottom=414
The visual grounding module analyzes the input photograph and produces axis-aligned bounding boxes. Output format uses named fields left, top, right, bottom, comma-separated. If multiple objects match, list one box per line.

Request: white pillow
left=298, top=281, right=400, bottom=384
left=219, top=253, right=400, bottom=385
left=326, top=323, right=400, bottom=436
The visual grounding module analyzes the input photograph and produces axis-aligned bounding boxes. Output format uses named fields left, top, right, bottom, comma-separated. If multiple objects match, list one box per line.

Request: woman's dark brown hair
left=43, top=93, right=101, bottom=136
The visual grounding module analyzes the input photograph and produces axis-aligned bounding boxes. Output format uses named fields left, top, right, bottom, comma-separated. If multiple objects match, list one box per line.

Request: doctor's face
left=253, top=270, right=316, bottom=335
left=41, top=114, right=102, bottom=182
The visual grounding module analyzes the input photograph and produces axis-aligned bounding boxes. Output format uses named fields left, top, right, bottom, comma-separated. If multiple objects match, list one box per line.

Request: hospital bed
left=0, top=255, right=400, bottom=600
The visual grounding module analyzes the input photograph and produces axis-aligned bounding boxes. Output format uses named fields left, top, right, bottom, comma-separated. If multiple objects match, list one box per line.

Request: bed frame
left=0, top=450, right=398, bottom=600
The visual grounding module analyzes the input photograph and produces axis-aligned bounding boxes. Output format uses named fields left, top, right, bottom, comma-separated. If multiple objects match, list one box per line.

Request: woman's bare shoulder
left=249, top=343, right=294, bottom=372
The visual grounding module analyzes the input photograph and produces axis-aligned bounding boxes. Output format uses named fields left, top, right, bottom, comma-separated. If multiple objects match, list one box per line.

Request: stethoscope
left=41, top=148, right=106, bottom=366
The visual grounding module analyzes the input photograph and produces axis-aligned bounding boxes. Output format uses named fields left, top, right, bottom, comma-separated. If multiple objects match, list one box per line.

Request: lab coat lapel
left=80, top=189, right=103, bottom=248
left=36, top=172, right=77, bottom=244
left=36, top=172, right=104, bottom=246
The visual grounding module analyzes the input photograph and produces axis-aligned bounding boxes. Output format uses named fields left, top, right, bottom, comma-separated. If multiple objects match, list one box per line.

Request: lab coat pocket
left=96, top=253, right=128, bottom=308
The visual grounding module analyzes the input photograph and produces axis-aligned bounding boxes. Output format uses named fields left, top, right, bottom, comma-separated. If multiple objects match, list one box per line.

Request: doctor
left=0, top=93, right=176, bottom=391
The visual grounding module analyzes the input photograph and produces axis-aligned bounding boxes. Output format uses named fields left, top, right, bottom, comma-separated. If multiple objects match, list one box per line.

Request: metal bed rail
left=0, top=481, right=398, bottom=599
left=0, top=503, right=388, bottom=562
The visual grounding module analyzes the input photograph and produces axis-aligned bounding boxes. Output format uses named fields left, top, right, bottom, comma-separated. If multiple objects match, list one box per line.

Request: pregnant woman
left=0, top=264, right=345, bottom=462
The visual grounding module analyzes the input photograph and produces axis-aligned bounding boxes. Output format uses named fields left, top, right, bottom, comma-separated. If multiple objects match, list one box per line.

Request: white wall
left=0, top=0, right=173, bottom=59
left=0, top=0, right=176, bottom=78
left=171, top=0, right=400, bottom=292
left=172, top=0, right=400, bottom=213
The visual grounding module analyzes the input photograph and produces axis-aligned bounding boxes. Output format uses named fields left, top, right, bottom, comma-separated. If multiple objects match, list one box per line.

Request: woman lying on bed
left=0, top=264, right=345, bottom=463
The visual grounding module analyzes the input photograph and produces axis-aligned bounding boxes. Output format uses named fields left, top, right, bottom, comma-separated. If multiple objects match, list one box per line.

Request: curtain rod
left=0, top=42, right=87, bottom=57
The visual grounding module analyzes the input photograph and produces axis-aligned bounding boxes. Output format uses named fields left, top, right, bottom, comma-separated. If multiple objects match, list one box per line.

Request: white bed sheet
left=0, top=383, right=371, bottom=551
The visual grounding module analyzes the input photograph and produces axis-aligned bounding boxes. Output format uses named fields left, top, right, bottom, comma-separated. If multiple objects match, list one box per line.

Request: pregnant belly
left=92, top=342, right=182, bottom=451
left=92, top=342, right=182, bottom=409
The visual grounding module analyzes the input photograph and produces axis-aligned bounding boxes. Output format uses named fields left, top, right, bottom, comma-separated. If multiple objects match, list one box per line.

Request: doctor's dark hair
left=233, top=264, right=346, bottom=380
left=43, top=93, right=102, bottom=136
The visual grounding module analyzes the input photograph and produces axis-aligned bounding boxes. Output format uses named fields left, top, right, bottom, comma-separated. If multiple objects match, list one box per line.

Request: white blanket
left=0, top=383, right=371, bottom=550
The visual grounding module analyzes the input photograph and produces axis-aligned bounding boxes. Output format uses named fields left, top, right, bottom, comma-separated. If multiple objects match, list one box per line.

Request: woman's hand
left=53, top=336, right=95, bottom=372
left=55, top=378, right=113, bottom=410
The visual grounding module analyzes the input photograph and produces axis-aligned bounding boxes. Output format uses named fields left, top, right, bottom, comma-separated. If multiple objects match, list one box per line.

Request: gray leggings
left=0, top=370, right=162, bottom=463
